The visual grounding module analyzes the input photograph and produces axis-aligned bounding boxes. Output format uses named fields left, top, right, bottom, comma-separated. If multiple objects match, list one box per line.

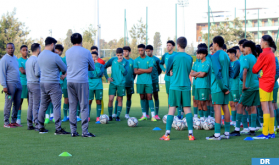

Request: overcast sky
left=0, top=0, right=275, bottom=49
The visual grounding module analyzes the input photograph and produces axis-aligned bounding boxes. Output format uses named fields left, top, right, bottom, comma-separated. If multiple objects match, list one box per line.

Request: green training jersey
left=134, top=55, right=153, bottom=84
left=61, top=57, right=67, bottom=89
left=124, top=58, right=135, bottom=87
left=206, top=56, right=212, bottom=88
left=166, top=52, right=193, bottom=91
left=274, top=57, right=279, bottom=89
left=59, top=57, right=64, bottom=85
left=229, top=60, right=240, bottom=91
left=149, top=55, right=162, bottom=83
left=89, top=63, right=104, bottom=90
left=239, top=54, right=244, bottom=86
left=18, top=57, right=27, bottom=85
left=195, top=59, right=210, bottom=89
left=242, top=54, right=259, bottom=91
left=104, top=57, right=129, bottom=86
left=211, top=50, right=231, bottom=94
left=160, top=52, right=176, bottom=82
left=192, top=60, right=200, bottom=86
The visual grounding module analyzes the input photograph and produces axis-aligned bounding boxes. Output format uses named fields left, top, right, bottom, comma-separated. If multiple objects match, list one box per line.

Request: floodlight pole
left=207, top=0, right=210, bottom=52
left=245, top=0, right=246, bottom=39
left=175, top=4, right=177, bottom=51
left=146, top=7, right=148, bottom=45
left=124, top=9, right=126, bottom=46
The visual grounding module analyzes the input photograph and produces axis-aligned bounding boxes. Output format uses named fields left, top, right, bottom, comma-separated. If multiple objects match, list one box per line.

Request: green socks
left=17, top=110, right=21, bottom=119
left=242, top=114, right=248, bottom=129
left=148, top=100, right=155, bottom=117
left=186, top=113, right=193, bottom=131
left=210, top=106, right=214, bottom=117
left=126, top=100, right=131, bottom=114
left=89, top=103, right=91, bottom=117
left=276, top=109, right=279, bottom=127
left=97, top=104, right=101, bottom=117
left=198, top=110, right=203, bottom=118
left=166, top=115, right=174, bottom=131
left=108, top=107, right=113, bottom=117
left=256, top=114, right=261, bottom=127
left=114, top=100, right=118, bottom=114
left=274, top=110, right=277, bottom=126
left=204, top=110, right=209, bottom=118
left=155, top=100, right=159, bottom=115
left=249, top=115, right=251, bottom=126
left=76, top=103, right=80, bottom=116
left=46, top=103, right=51, bottom=115
left=225, top=122, right=230, bottom=133
left=258, top=107, right=263, bottom=123
left=231, top=111, right=236, bottom=122
left=251, top=114, right=257, bottom=129
left=194, top=107, right=198, bottom=115
left=117, top=106, right=122, bottom=117
left=146, top=100, right=149, bottom=116
left=140, top=100, right=146, bottom=113
left=63, top=103, right=69, bottom=118
left=236, top=113, right=242, bottom=128
left=215, top=123, right=221, bottom=134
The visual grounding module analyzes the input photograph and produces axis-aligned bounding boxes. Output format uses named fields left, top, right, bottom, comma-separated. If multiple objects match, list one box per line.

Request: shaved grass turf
left=0, top=84, right=278, bottom=165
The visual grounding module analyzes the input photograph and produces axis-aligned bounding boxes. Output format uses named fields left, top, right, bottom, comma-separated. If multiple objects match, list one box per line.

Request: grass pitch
left=0, top=84, right=278, bottom=165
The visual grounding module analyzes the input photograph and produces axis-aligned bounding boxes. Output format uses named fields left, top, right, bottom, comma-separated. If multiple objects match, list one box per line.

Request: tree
left=82, top=24, right=96, bottom=50
left=63, top=29, right=73, bottom=55
left=186, top=43, right=195, bottom=55
left=130, top=38, right=139, bottom=59
left=129, top=18, right=147, bottom=45
left=153, top=32, right=162, bottom=55
left=0, top=9, right=33, bottom=58
left=201, top=18, right=253, bottom=48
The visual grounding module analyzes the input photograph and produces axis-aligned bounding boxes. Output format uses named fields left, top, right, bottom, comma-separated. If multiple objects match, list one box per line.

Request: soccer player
left=146, top=45, right=162, bottom=120
left=104, top=48, right=129, bottom=121
left=209, top=43, right=216, bottom=55
left=270, top=44, right=279, bottom=132
left=227, top=48, right=240, bottom=126
left=17, top=45, right=29, bottom=125
left=191, top=53, right=200, bottom=119
left=37, top=37, right=69, bottom=135
left=89, top=51, right=104, bottom=123
left=191, top=48, right=210, bottom=121
left=252, top=35, right=276, bottom=139
left=55, top=44, right=69, bottom=122
left=0, top=43, right=22, bottom=128
left=160, top=41, right=180, bottom=117
left=222, top=44, right=227, bottom=52
left=206, top=36, right=232, bottom=140
left=66, top=33, right=95, bottom=137
left=230, top=41, right=260, bottom=136
left=25, top=43, right=41, bottom=130
left=91, top=46, right=105, bottom=65
left=134, top=44, right=156, bottom=121
left=160, top=37, right=194, bottom=141
left=121, top=46, right=135, bottom=119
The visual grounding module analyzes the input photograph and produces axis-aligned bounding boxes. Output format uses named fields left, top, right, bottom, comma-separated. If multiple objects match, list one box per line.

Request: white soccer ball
left=182, top=117, right=188, bottom=127
left=175, top=120, right=186, bottom=131
left=193, top=116, right=199, bottom=122
left=162, top=115, right=167, bottom=124
left=100, top=114, right=109, bottom=124
left=193, top=120, right=202, bottom=130
left=172, top=120, right=178, bottom=128
left=127, top=117, right=138, bottom=127
left=202, top=119, right=210, bottom=130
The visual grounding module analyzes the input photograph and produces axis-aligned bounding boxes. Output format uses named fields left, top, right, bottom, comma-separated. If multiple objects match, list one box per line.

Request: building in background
left=196, top=7, right=279, bottom=45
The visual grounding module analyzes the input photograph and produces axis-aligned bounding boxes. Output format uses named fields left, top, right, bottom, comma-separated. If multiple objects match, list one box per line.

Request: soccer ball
left=175, top=120, right=186, bottom=131
left=182, top=117, right=188, bottom=127
left=127, top=117, right=138, bottom=127
left=172, top=120, right=177, bottom=128
left=193, top=116, right=199, bottom=122
left=162, top=115, right=167, bottom=124
left=100, top=114, right=109, bottom=124
left=193, top=120, right=202, bottom=130
left=202, top=119, right=211, bottom=130
left=208, top=122, right=214, bottom=130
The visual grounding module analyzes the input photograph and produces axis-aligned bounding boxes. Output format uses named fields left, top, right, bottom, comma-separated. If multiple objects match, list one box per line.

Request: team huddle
left=0, top=32, right=278, bottom=140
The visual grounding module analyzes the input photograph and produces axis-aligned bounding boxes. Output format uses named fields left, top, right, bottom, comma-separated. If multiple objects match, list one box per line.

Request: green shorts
left=239, top=90, right=260, bottom=106
left=89, top=89, right=103, bottom=100
left=212, top=92, right=229, bottom=105
left=195, top=88, right=209, bottom=101
left=229, top=90, right=240, bottom=102
left=273, top=88, right=278, bottom=103
left=62, top=88, right=68, bottom=98
left=136, top=84, right=153, bottom=94
left=239, top=85, right=243, bottom=96
left=125, top=86, right=134, bottom=95
left=165, top=81, right=170, bottom=94
left=152, top=83, right=160, bottom=93
left=169, top=89, right=191, bottom=107
left=21, top=85, right=28, bottom=99
left=109, top=83, right=125, bottom=96
left=192, top=85, right=195, bottom=96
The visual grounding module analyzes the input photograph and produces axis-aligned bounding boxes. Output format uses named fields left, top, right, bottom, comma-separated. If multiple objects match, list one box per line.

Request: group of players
left=0, top=32, right=278, bottom=140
